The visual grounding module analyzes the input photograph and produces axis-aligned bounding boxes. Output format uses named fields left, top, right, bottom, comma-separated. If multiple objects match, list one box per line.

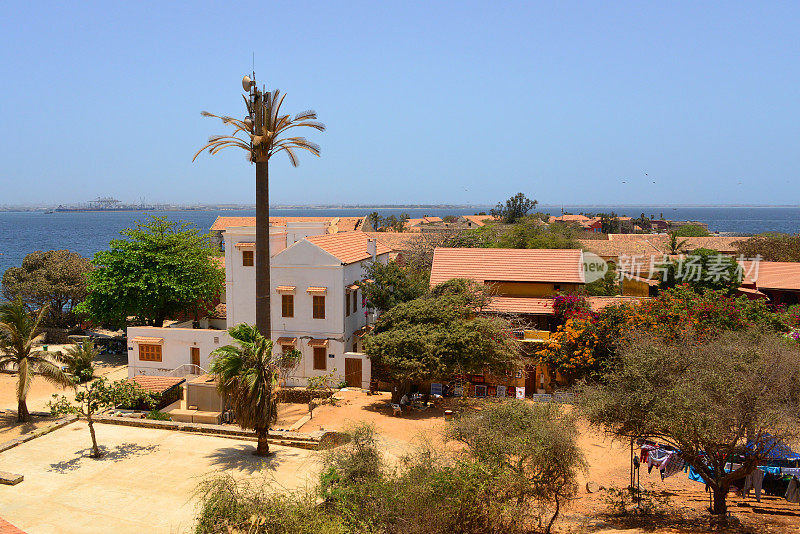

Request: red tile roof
left=362, top=232, right=422, bottom=252
left=306, top=232, right=391, bottom=264
left=129, top=376, right=185, bottom=394
left=739, top=261, right=800, bottom=290
left=550, top=214, right=591, bottom=223
left=210, top=216, right=363, bottom=232
left=429, top=248, right=584, bottom=286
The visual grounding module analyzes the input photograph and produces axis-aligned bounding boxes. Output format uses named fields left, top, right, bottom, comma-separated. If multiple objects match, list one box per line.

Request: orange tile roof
left=484, top=297, right=554, bottom=315
left=586, top=296, right=646, bottom=311
left=210, top=216, right=363, bottom=232
left=461, top=215, right=500, bottom=226
left=209, top=303, right=226, bottom=319
left=129, top=375, right=184, bottom=394
left=276, top=336, right=297, bottom=344
left=362, top=232, right=422, bottom=251
left=738, top=261, right=800, bottom=290
left=306, top=232, right=391, bottom=264
left=276, top=285, right=296, bottom=291
left=307, top=338, right=329, bottom=347
left=550, top=214, right=591, bottom=223
left=306, top=286, right=328, bottom=292
left=580, top=235, right=742, bottom=260
left=234, top=242, right=255, bottom=248
left=429, top=248, right=584, bottom=286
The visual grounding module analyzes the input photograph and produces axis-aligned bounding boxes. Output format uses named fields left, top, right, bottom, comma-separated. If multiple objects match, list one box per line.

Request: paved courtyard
left=0, top=421, right=321, bottom=534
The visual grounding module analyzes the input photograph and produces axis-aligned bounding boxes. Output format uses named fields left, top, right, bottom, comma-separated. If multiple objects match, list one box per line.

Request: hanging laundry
left=786, top=477, right=800, bottom=504
left=742, top=468, right=765, bottom=502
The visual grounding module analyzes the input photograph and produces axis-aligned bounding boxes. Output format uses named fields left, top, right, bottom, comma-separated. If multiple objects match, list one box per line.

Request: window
left=139, top=344, right=162, bottom=362
left=346, top=290, right=351, bottom=316
left=242, top=250, right=254, bottom=266
left=352, top=341, right=358, bottom=353
left=553, top=284, right=561, bottom=291
left=313, top=347, right=326, bottom=370
left=281, top=294, right=294, bottom=317
left=313, top=295, right=325, bottom=319
left=352, top=290, right=358, bottom=312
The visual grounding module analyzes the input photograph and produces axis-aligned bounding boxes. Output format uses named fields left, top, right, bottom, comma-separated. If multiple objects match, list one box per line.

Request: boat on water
left=55, top=197, right=160, bottom=212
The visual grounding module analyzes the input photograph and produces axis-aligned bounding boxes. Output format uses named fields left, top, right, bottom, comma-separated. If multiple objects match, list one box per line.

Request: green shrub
left=146, top=410, right=170, bottom=420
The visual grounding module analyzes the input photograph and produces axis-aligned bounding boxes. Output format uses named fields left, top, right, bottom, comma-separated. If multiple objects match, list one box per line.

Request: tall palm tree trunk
left=255, top=427, right=270, bottom=456
left=17, top=398, right=30, bottom=423
left=255, top=160, right=271, bottom=338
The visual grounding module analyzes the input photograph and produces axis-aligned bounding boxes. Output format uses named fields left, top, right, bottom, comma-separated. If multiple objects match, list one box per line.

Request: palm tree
left=61, top=339, right=99, bottom=383
left=0, top=298, right=72, bottom=422
left=209, top=323, right=300, bottom=456
left=667, top=231, right=689, bottom=255
left=194, top=80, right=324, bottom=338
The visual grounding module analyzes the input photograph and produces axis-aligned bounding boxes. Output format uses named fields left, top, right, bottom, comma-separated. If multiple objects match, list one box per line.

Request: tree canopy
left=360, top=260, right=428, bottom=313
left=490, top=192, right=537, bottom=223
left=2, top=250, right=92, bottom=327
left=658, top=248, right=740, bottom=294
left=672, top=224, right=710, bottom=237
left=734, top=233, right=800, bottom=262
left=363, top=279, right=521, bottom=401
left=77, top=216, right=224, bottom=328
left=579, top=328, right=800, bottom=516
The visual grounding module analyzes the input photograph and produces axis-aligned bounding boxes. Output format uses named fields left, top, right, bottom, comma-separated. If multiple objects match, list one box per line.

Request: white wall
left=127, top=326, right=232, bottom=377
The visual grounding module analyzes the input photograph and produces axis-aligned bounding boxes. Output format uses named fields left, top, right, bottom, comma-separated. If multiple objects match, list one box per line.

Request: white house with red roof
left=127, top=229, right=390, bottom=389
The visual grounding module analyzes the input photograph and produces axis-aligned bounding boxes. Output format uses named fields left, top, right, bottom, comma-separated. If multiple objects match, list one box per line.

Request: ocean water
left=0, top=206, right=799, bottom=275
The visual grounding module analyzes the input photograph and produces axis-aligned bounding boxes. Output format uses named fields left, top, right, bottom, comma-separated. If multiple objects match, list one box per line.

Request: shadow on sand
left=204, top=444, right=307, bottom=475
left=48, top=442, right=159, bottom=473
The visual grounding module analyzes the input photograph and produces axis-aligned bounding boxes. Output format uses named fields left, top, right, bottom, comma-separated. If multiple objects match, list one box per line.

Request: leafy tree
left=448, top=401, right=585, bottom=534
left=210, top=324, right=301, bottom=456
left=49, top=377, right=156, bottom=458
left=2, top=250, right=92, bottom=327
left=658, top=248, right=740, bottom=294
left=673, top=224, right=710, bottom=237
left=61, top=339, right=99, bottom=383
left=579, top=328, right=800, bottom=516
left=583, top=262, right=620, bottom=296
left=360, top=260, right=428, bottom=312
left=78, top=216, right=224, bottom=328
left=490, top=192, right=537, bottom=223
left=366, top=211, right=381, bottom=230
left=363, top=279, right=521, bottom=402
left=0, top=298, right=71, bottom=422
left=598, top=212, right=621, bottom=234
left=734, top=233, right=800, bottom=262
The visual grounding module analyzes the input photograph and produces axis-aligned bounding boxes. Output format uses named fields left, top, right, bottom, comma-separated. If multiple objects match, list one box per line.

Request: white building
left=127, top=225, right=390, bottom=389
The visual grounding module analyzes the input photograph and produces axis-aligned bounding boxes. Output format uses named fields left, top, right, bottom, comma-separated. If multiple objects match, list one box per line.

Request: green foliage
left=490, top=192, right=538, bottom=223
left=61, top=339, right=99, bottom=383
left=364, top=279, right=521, bottom=401
left=458, top=216, right=582, bottom=250
left=667, top=231, right=689, bottom=254
left=578, top=328, right=800, bottom=515
left=146, top=409, right=171, bottom=420
left=77, top=216, right=224, bottom=328
left=195, top=474, right=345, bottom=534
left=583, top=262, right=620, bottom=296
left=658, top=248, right=741, bottom=294
left=361, top=260, right=428, bottom=312
left=734, top=232, right=800, bottom=262
left=601, top=486, right=672, bottom=518
left=0, top=297, right=71, bottom=422
left=672, top=224, right=709, bottom=237
left=1, top=250, right=93, bottom=327
left=447, top=401, right=586, bottom=533
left=209, top=323, right=301, bottom=455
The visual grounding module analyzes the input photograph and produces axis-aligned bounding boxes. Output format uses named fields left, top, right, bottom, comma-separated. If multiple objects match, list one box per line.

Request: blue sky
left=1, top=1, right=798, bottom=206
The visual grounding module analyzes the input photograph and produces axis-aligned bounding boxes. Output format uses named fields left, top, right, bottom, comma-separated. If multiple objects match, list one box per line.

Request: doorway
left=344, top=358, right=362, bottom=388
left=191, top=346, right=200, bottom=367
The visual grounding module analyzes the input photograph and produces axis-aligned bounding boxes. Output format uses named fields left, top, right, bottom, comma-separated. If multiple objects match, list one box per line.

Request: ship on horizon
left=55, top=197, right=163, bottom=212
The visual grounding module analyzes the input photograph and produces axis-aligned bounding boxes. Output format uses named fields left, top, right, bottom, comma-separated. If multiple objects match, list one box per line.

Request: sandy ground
left=0, top=420, right=320, bottom=534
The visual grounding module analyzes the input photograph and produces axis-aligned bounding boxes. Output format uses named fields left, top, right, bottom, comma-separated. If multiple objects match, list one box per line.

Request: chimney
left=367, top=238, right=377, bottom=261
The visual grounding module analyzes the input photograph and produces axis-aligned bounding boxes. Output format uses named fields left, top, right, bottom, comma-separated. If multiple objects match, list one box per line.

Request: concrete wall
left=127, top=327, right=232, bottom=377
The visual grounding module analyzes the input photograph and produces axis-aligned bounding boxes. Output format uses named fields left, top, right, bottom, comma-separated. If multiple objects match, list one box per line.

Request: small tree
left=360, top=260, right=428, bottom=313
left=490, top=192, right=537, bottom=224
left=364, top=279, right=522, bottom=402
left=667, top=231, right=689, bottom=255
left=210, top=324, right=300, bottom=456
left=673, top=224, right=710, bottom=237
left=447, top=401, right=586, bottom=534
left=2, top=250, right=93, bottom=327
left=579, top=328, right=800, bottom=517
left=49, top=378, right=156, bottom=457
left=78, top=216, right=224, bottom=328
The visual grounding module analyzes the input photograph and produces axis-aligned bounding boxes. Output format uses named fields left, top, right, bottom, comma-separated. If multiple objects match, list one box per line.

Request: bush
left=146, top=410, right=170, bottom=420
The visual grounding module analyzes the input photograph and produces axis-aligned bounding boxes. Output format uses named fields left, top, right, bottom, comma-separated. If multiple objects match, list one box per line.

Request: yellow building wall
left=487, top=281, right=583, bottom=297
left=621, top=278, right=651, bottom=297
